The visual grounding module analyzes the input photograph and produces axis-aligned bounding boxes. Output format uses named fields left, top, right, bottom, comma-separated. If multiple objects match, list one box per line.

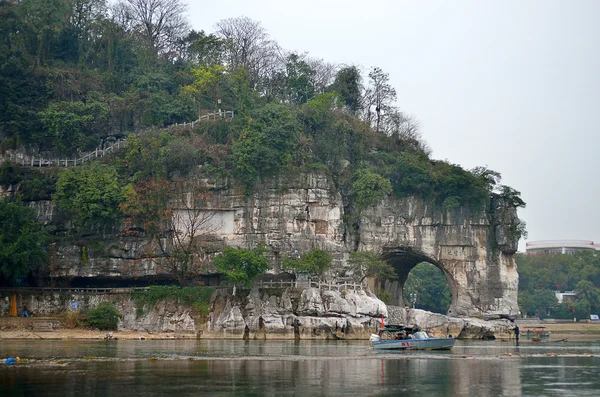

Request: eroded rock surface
left=25, top=170, right=521, bottom=318
left=206, top=287, right=387, bottom=339
left=386, top=306, right=514, bottom=339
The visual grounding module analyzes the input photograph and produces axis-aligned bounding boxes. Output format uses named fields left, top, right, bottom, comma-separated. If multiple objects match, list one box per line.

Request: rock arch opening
left=380, top=247, right=458, bottom=315
left=403, top=262, right=452, bottom=314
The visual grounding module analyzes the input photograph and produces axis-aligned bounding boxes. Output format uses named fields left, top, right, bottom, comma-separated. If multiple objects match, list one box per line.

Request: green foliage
left=0, top=199, right=49, bottom=285
left=232, top=104, right=299, bottom=187
left=351, top=169, right=392, bottom=213
left=179, top=30, right=225, bottom=65
left=348, top=251, right=397, bottom=282
left=518, top=289, right=558, bottom=318
left=283, top=248, right=332, bottom=277
left=299, top=93, right=339, bottom=133
left=329, top=65, right=362, bottom=114
left=38, top=100, right=109, bottom=153
left=516, top=252, right=600, bottom=317
left=0, top=2, right=49, bottom=143
left=163, top=139, right=202, bottom=176
left=85, top=302, right=120, bottom=330
left=214, top=245, right=271, bottom=286
left=516, top=251, right=600, bottom=293
left=183, top=64, right=227, bottom=108
left=282, top=53, right=316, bottom=105
left=382, top=150, right=496, bottom=210
left=53, top=162, right=123, bottom=231
left=0, top=163, right=58, bottom=201
left=442, top=196, right=461, bottom=211
left=132, top=286, right=215, bottom=316
left=402, top=262, right=452, bottom=314
left=0, top=162, right=23, bottom=185
left=375, top=288, right=392, bottom=305
left=120, top=176, right=171, bottom=235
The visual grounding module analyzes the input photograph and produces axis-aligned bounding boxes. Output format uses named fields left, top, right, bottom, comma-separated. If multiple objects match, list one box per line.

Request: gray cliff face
left=40, top=170, right=521, bottom=318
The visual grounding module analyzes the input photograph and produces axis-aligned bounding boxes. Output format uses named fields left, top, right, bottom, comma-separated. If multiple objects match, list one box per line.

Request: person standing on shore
left=513, top=325, right=520, bottom=342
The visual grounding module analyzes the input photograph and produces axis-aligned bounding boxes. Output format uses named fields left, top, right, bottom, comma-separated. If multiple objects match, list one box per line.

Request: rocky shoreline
left=4, top=286, right=598, bottom=341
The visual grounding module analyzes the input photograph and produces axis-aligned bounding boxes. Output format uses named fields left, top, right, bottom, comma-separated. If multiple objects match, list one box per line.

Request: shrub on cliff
left=53, top=162, right=123, bottom=232
left=85, top=302, right=120, bottom=330
left=283, top=248, right=332, bottom=279
left=231, top=104, right=299, bottom=187
left=214, top=244, right=271, bottom=286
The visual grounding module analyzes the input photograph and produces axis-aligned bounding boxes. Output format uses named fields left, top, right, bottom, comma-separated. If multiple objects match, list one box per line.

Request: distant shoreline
left=517, top=321, right=600, bottom=334
left=2, top=320, right=600, bottom=341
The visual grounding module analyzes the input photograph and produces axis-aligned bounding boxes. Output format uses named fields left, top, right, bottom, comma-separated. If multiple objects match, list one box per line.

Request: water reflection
left=1, top=340, right=599, bottom=396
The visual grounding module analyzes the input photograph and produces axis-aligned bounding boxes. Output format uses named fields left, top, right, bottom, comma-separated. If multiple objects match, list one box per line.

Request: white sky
left=185, top=0, right=600, bottom=251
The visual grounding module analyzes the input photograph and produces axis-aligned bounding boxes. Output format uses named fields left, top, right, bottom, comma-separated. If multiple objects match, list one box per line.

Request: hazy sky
left=185, top=0, right=600, bottom=251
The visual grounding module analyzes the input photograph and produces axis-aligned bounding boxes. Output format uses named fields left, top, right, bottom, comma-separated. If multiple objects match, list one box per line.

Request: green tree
left=213, top=245, right=270, bottom=287
left=351, top=168, right=392, bottom=213
left=53, top=162, right=123, bottom=231
left=347, top=251, right=396, bottom=283
left=282, top=52, right=316, bottom=105
left=0, top=0, right=49, bottom=144
left=120, top=176, right=171, bottom=236
left=232, top=104, right=299, bottom=187
left=329, top=65, right=362, bottom=114
left=178, top=29, right=224, bottom=65
left=575, top=280, right=599, bottom=313
left=402, top=262, right=452, bottom=314
left=182, top=64, right=226, bottom=109
left=16, top=0, right=71, bottom=65
left=38, top=100, right=109, bottom=153
left=283, top=248, right=332, bottom=278
left=518, top=289, right=558, bottom=318
left=364, top=67, right=397, bottom=133
left=0, top=199, right=49, bottom=285
left=85, top=302, right=120, bottom=330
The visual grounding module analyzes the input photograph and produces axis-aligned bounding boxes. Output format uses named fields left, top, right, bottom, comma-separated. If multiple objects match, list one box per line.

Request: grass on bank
left=132, top=286, right=215, bottom=318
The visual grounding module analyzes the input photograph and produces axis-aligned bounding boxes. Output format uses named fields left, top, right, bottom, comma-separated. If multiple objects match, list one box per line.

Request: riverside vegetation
left=0, top=0, right=532, bottom=317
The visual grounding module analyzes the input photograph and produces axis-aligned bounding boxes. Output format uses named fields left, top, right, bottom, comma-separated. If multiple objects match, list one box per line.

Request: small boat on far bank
left=523, top=326, right=551, bottom=340
left=370, top=325, right=455, bottom=351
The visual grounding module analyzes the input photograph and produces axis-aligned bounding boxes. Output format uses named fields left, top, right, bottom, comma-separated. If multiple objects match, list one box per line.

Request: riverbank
left=2, top=317, right=600, bottom=341
left=0, top=328, right=197, bottom=340
left=518, top=321, right=600, bottom=334
left=514, top=321, right=600, bottom=341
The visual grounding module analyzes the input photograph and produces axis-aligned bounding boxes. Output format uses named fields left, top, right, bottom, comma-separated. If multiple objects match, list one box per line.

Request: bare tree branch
left=112, top=0, right=188, bottom=55
left=215, top=16, right=281, bottom=88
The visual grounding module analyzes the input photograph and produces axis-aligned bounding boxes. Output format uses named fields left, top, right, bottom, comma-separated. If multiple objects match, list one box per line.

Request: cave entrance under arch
left=380, top=247, right=458, bottom=316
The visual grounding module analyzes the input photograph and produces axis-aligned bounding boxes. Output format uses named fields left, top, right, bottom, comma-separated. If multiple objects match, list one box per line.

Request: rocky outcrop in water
left=386, top=306, right=514, bottom=339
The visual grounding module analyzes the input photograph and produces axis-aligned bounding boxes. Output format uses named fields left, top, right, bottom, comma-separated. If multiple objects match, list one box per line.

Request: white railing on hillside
left=7, top=139, right=126, bottom=168
left=256, top=279, right=363, bottom=292
left=5, top=111, right=234, bottom=168
left=0, top=287, right=149, bottom=294
left=172, top=110, right=234, bottom=129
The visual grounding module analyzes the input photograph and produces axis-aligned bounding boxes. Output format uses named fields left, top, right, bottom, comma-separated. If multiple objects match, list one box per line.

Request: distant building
left=525, top=240, right=599, bottom=255
left=555, top=291, right=577, bottom=304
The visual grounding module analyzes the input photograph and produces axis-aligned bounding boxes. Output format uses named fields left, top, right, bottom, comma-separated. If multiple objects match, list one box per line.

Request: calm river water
left=1, top=339, right=599, bottom=396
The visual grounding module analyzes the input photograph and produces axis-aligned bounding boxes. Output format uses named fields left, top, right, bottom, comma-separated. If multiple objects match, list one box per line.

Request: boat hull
left=372, top=338, right=455, bottom=351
